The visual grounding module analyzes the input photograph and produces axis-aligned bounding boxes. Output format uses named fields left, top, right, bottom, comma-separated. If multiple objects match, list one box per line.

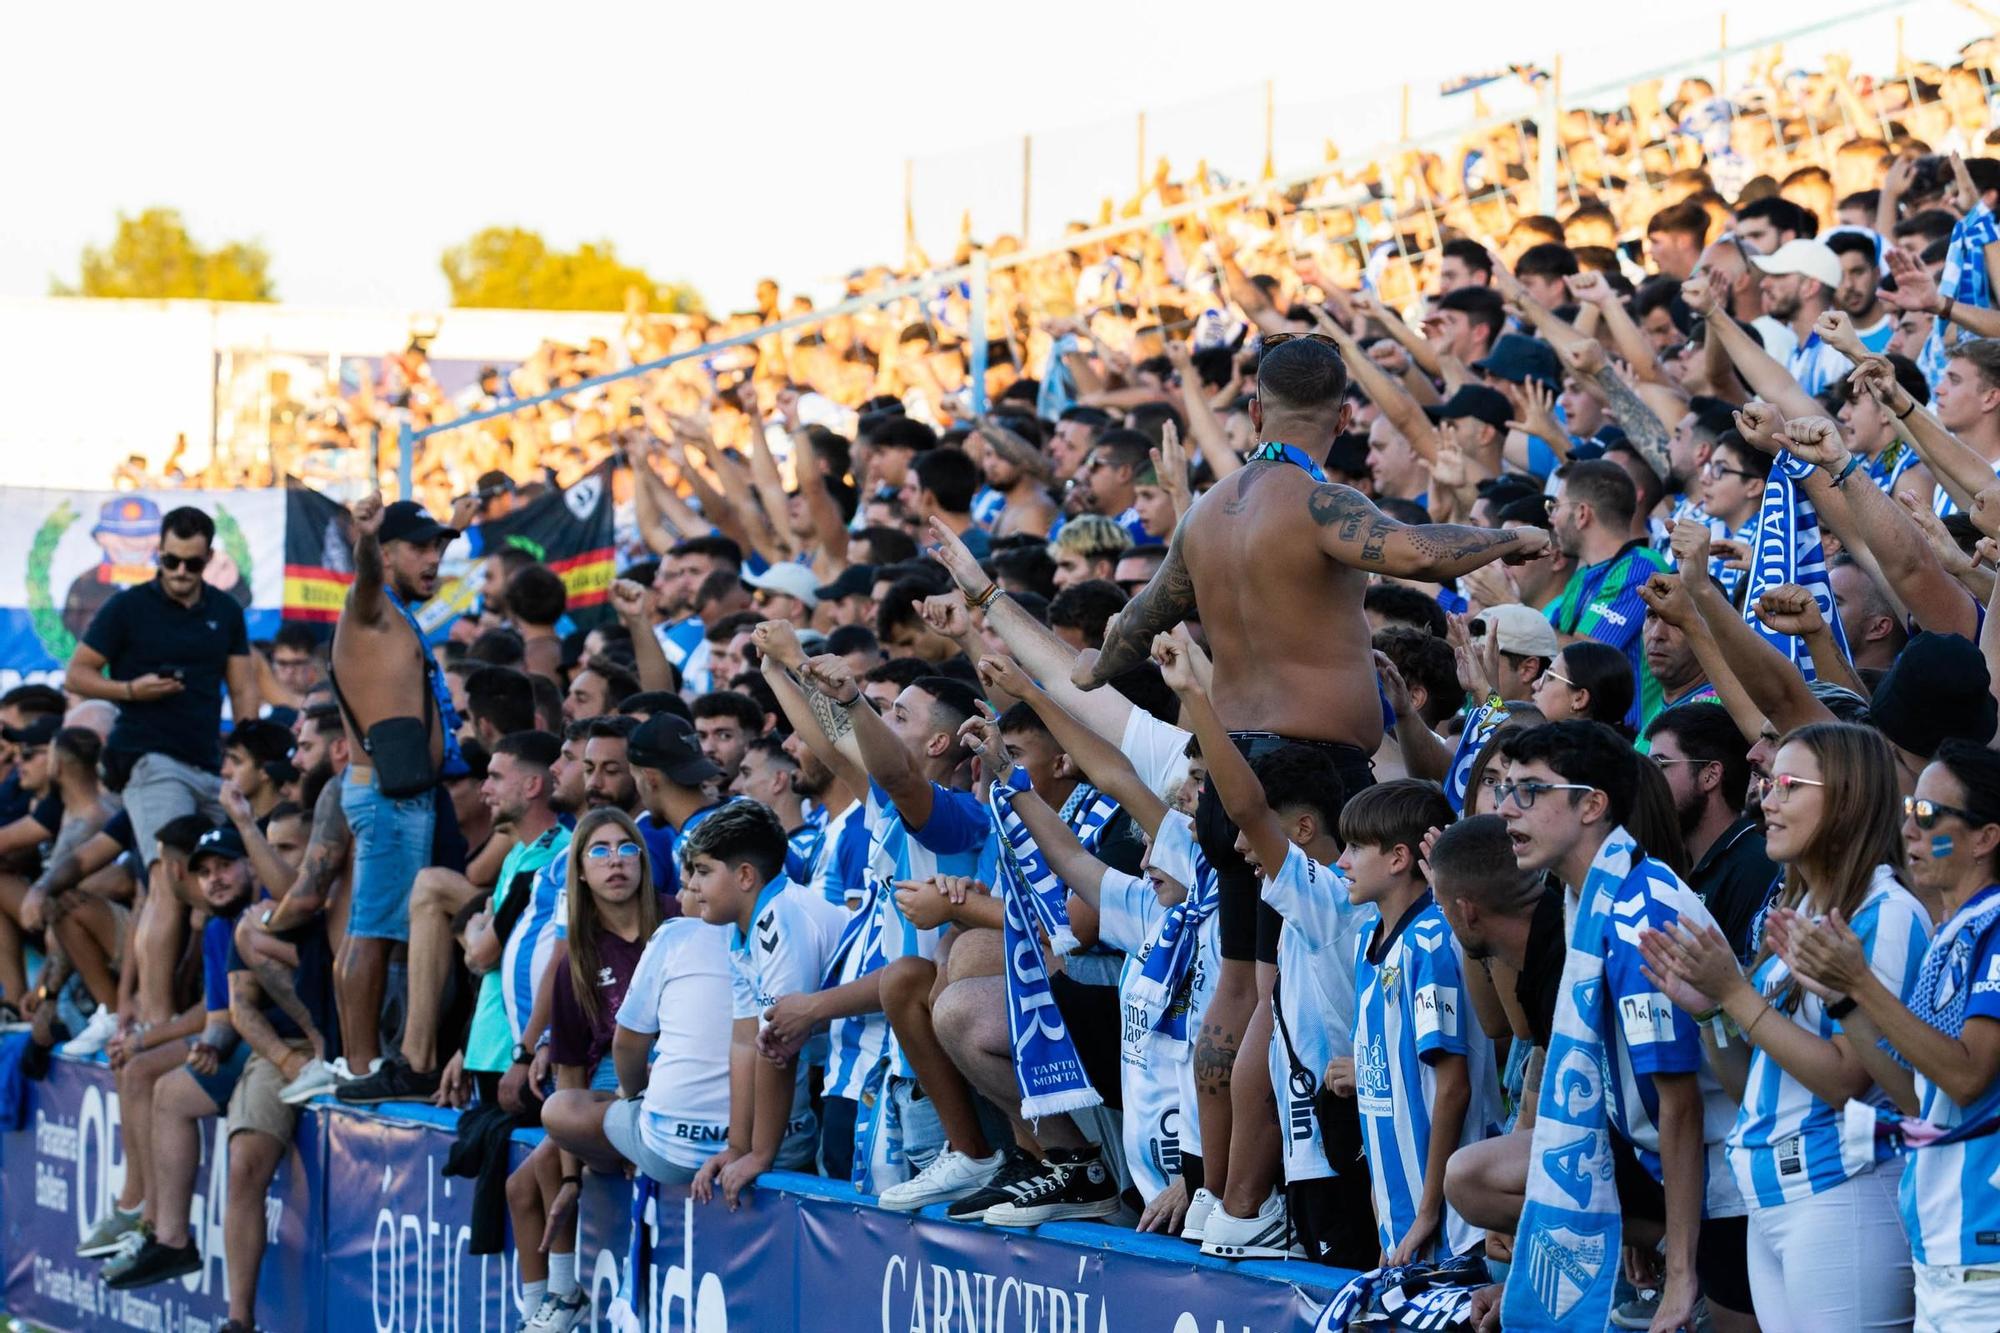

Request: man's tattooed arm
left=268, top=778, right=351, bottom=930
left=1085, top=535, right=1197, bottom=685
left=1590, top=364, right=1673, bottom=481
left=1307, top=484, right=1545, bottom=578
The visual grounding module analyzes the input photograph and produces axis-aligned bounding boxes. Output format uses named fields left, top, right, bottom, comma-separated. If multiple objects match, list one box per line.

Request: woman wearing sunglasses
left=1640, top=723, right=1930, bottom=1329
left=505, top=808, right=663, bottom=1333
left=1780, top=740, right=2000, bottom=1332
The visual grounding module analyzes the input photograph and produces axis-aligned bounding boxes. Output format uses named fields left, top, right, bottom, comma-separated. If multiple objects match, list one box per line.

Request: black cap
left=1871, top=632, right=1997, bottom=758
left=189, top=824, right=248, bottom=869
left=3, top=716, right=59, bottom=747
left=475, top=470, right=515, bottom=501
left=627, top=714, right=723, bottom=786
left=379, top=501, right=458, bottom=547
left=816, top=564, right=878, bottom=603
left=1471, top=333, right=1563, bottom=390
left=1425, top=384, right=1514, bottom=430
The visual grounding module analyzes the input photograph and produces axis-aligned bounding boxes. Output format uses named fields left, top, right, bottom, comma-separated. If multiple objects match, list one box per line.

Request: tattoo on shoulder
left=1221, top=463, right=1274, bottom=514
left=311, top=779, right=351, bottom=851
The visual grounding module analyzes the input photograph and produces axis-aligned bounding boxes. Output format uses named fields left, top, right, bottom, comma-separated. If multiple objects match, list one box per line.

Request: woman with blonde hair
left=1642, top=721, right=1931, bottom=1330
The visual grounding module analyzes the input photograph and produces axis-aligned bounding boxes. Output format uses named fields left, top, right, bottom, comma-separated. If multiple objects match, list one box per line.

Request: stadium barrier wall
left=4, top=1057, right=1344, bottom=1333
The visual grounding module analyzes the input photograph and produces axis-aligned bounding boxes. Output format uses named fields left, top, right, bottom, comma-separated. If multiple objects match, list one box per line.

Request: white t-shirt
left=617, top=919, right=734, bottom=1169
left=1096, top=868, right=1219, bottom=1203
left=1259, top=845, right=1373, bottom=1183
left=1142, top=810, right=1223, bottom=1167
left=728, top=877, right=841, bottom=1169
left=1120, top=708, right=1192, bottom=807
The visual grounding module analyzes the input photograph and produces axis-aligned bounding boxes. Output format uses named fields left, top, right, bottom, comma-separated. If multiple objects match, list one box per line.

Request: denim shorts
left=340, top=768, right=437, bottom=943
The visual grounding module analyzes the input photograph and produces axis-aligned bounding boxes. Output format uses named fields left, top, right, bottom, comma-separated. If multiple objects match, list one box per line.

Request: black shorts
left=1609, top=1131, right=1754, bottom=1314
left=1195, top=734, right=1376, bottom=964
left=1287, top=1157, right=1378, bottom=1270
left=1050, top=973, right=1123, bottom=1112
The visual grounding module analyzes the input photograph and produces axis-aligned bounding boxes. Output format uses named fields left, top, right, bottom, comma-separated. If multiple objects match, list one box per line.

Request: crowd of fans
left=13, top=31, right=2000, bottom=1333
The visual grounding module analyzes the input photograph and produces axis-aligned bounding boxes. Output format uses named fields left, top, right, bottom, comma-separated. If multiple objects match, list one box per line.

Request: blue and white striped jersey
left=1590, top=857, right=1747, bottom=1218
left=501, top=829, right=574, bottom=1049
left=1904, top=884, right=2000, bottom=1266
left=1786, top=332, right=1854, bottom=398
left=1934, top=457, right=2000, bottom=518
left=1352, top=896, right=1501, bottom=1257
left=1725, top=867, right=1931, bottom=1208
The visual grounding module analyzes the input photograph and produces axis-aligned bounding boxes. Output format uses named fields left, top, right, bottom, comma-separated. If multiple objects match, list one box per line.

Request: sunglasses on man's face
left=159, top=553, right=208, bottom=574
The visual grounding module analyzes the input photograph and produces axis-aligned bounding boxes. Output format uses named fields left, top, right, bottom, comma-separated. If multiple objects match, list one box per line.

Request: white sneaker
left=1181, top=1187, right=1218, bottom=1242
left=1199, top=1191, right=1304, bottom=1260
left=59, top=1007, right=120, bottom=1058
left=279, top=1057, right=338, bottom=1105
left=523, top=1289, right=587, bottom=1333
left=331, top=1056, right=382, bottom=1082
left=876, top=1149, right=1005, bottom=1212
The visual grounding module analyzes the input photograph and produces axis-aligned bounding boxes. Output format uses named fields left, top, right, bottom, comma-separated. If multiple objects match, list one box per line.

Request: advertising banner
left=4, top=1062, right=1340, bottom=1333
left=0, top=1057, right=318, bottom=1333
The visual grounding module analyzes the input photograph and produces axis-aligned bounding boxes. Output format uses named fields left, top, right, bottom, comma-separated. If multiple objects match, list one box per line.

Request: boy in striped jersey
left=1338, top=781, right=1502, bottom=1265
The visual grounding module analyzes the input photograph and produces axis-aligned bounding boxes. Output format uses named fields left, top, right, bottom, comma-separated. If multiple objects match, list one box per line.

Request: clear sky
left=5, top=0, right=1985, bottom=315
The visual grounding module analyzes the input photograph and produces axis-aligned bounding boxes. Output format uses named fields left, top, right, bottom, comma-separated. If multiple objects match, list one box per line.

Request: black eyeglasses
left=1703, top=460, right=1759, bottom=482
left=1493, top=779, right=1595, bottom=810
left=1905, top=796, right=1985, bottom=830
left=159, top=553, right=208, bottom=574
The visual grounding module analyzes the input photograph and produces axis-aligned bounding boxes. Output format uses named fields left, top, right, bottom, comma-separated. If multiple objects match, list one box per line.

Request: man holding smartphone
left=66, top=505, right=260, bottom=1021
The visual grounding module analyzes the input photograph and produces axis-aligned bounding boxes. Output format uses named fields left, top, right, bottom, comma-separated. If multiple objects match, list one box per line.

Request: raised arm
left=928, top=519, right=1142, bottom=740
left=1554, top=339, right=1675, bottom=483
left=1154, top=634, right=1291, bottom=876
left=755, top=624, right=869, bottom=797
left=1162, top=342, right=1242, bottom=481
left=1668, top=519, right=1835, bottom=735
left=1307, top=483, right=1549, bottom=578
left=345, top=492, right=390, bottom=625
left=607, top=579, right=676, bottom=695
left=1685, top=276, right=1821, bottom=421
left=977, top=656, right=1168, bottom=836
left=1005, top=787, right=1109, bottom=907
left=797, top=653, right=934, bottom=829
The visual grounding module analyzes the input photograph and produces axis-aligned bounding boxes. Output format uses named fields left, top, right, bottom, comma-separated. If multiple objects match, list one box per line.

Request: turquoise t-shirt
left=466, top=826, right=568, bottom=1074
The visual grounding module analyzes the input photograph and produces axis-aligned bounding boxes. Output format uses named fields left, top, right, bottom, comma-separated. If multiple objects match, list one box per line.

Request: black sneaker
left=336, top=1057, right=442, bottom=1104
left=980, top=1146, right=1121, bottom=1226
left=104, top=1238, right=202, bottom=1289
left=946, top=1148, right=1044, bottom=1221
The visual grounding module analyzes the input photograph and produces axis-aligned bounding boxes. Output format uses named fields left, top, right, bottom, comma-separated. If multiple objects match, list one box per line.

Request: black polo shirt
left=1689, top=814, right=1779, bottom=959
left=1516, top=880, right=1568, bottom=1050
left=83, top=578, right=248, bottom=773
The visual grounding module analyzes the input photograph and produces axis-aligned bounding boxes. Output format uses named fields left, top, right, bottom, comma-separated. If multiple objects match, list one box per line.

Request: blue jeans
left=340, top=768, right=437, bottom=943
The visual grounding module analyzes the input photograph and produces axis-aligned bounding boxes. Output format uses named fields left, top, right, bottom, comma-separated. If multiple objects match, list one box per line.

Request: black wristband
left=562, top=1174, right=582, bottom=1187
left=1826, top=995, right=1859, bottom=1021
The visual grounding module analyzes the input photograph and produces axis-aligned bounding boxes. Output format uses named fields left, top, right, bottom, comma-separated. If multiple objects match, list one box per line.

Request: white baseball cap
left=1750, top=238, right=1842, bottom=290
left=1474, top=603, right=1560, bottom=660
left=742, top=562, right=820, bottom=609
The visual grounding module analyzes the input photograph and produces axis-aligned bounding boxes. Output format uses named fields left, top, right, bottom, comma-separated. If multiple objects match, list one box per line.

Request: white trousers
left=1746, top=1160, right=1913, bottom=1332
left=1914, top=1260, right=2000, bottom=1333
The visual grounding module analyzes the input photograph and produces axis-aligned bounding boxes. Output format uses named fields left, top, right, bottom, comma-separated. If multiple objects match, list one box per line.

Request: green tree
left=440, top=227, right=702, bottom=313
left=54, top=208, right=275, bottom=301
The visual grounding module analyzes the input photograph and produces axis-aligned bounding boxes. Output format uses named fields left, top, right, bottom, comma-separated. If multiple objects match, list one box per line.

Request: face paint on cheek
left=1932, top=834, right=1956, bottom=859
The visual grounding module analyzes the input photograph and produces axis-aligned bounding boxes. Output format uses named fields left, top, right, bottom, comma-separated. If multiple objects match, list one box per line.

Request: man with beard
left=329, top=494, right=473, bottom=1092
left=1639, top=702, right=1775, bottom=956
left=973, top=417, right=1058, bottom=539
left=1749, top=239, right=1852, bottom=394
left=1544, top=461, right=1667, bottom=730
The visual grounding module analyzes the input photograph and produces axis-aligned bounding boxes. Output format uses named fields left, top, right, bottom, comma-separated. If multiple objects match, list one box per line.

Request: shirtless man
left=328, top=494, right=472, bottom=1089
left=1073, top=334, right=1548, bottom=1254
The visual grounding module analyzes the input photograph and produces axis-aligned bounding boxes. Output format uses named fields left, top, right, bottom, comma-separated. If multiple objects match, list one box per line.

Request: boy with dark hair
left=505, top=564, right=568, bottom=678
left=1046, top=580, right=1128, bottom=652
left=1335, top=780, right=1497, bottom=1265
left=1436, top=239, right=1494, bottom=292
left=1485, top=721, right=1750, bottom=1331
left=689, top=690, right=765, bottom=784
left=1514, top=243, right=1581, bottom=309
left=875, top=578, right=962, bottom=663
left=221, top=719, right=295, bottom=821
left=684, top=801, right=835, bottom=1208
left=1156, top=635, right=1373, bottom=1264
left=907, top=448, right=990, bottom=558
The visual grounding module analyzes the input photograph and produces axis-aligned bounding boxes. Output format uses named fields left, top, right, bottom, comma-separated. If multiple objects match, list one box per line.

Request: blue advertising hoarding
left=4, top=1059, right=1342, bottom=1333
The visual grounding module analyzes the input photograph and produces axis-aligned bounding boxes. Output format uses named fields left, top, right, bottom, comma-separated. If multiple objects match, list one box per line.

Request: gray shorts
left=602, top=1098, right=699, bottom=1186
left=124, top=753, right=224, bottom=866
